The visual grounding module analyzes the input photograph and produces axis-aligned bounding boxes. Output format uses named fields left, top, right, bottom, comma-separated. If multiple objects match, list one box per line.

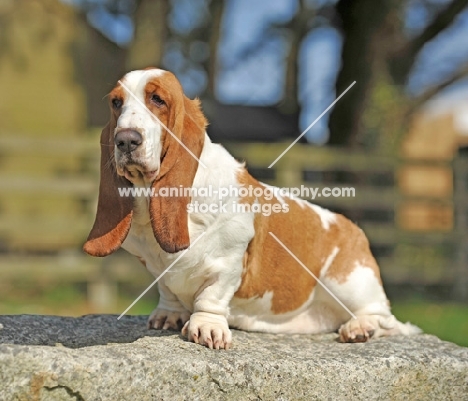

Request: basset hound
left=84, top=68, right=419, bottom=350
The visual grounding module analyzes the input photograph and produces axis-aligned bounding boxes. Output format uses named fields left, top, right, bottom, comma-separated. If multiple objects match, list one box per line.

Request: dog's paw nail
left=355, top=334, right=367, bottom=342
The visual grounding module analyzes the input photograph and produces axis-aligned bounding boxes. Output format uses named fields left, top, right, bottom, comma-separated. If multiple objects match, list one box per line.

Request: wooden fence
left=1, top=136, right=467, bottom=309
left=0, top=135, right=152, bottom=311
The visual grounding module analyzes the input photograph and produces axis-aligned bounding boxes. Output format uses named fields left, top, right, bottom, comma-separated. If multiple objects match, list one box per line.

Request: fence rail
left=1, top=136, right=466, bottom=308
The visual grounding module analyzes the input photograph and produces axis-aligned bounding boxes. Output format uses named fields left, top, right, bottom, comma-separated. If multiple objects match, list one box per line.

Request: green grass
left=392, top=300, right=468, bottom=347
left=0, top=283, right=156, bottom=317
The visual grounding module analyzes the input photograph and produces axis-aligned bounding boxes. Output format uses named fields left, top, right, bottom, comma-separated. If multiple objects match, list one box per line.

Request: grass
left=392, top=299, right=468, bottom=347
left=1, top=284, right=467, bottom=347
left=0, top=282, right=156, bottom=317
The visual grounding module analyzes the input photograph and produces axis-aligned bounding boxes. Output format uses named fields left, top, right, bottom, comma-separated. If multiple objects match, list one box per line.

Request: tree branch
left=409, top=0, right=468, bottom=56
left=390, top=0, right=468, bottom=83
left=223, top=5, right=315, bottom=72
left=408, top=62, right=468, bottom=114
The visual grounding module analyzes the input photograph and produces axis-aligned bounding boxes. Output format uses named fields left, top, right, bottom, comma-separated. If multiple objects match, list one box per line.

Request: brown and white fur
left=84, top=68, right=419, bottom=350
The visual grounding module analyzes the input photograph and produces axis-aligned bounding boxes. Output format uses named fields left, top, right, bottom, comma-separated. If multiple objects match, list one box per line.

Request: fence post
left=88, top=258, right=118, bottom=312
left=274, top=152, right=303, bottom=189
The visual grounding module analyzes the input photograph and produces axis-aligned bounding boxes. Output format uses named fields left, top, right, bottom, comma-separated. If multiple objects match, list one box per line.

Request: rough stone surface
left=0, top=315, right=467, bottom=401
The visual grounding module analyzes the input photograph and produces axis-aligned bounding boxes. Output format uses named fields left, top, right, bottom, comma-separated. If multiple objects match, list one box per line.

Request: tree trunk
left=206, top=0, right=225, bottom=98
left=280, top=0, right=313, bottom=115
left=328, top=0, right=392, bottom=147
left=126, top=0, right=169, bottom=70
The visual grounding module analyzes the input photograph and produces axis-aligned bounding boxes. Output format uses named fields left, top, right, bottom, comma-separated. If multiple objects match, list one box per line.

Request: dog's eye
left=112, top=98, right=123, bottom=109
left=150, top=94, right=165, bottom=107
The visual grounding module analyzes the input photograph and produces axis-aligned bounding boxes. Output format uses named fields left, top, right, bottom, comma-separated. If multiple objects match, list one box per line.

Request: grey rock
left=0, top=315, right=467, bottom=401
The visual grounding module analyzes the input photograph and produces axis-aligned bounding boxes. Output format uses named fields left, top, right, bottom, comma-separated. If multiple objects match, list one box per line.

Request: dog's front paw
left=181, top=312, right=232, bottom=350
left=147, top=308, right=191, bottom=331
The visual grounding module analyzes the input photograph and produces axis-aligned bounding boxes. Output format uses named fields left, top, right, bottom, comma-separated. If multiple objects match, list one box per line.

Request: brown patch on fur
left=84, top=70, right=206, bottom=256
left=234, top=171, right=318, bottom=313
left=324, top=215, right=382, bottom=285
left=83, top=119, right=134, bottom=257
left=84, top=215, right=133, bottom=257
left=234, top=169, right=382, bottom=314
left=145, top=72, right=206, bottom=253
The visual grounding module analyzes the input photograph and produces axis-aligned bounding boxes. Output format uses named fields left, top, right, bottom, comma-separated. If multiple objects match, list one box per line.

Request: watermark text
left=117, top=185, right=355, bottom=201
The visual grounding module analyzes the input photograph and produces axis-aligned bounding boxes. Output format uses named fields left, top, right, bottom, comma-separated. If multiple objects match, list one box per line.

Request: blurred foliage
left=392, top=299, right=468, bottom=347
left=395, top=243, right=454, bottom=271
left=361, top=72, right=409, bottom=153
left=2, top=0, right=467, bottom=147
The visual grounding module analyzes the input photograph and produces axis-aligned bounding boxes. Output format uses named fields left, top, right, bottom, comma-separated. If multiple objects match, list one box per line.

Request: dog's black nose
left=114, top=129, right=143, bottom=153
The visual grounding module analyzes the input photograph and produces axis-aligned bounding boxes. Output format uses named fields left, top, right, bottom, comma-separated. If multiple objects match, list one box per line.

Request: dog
left=84, top=68, right=419, bottom=349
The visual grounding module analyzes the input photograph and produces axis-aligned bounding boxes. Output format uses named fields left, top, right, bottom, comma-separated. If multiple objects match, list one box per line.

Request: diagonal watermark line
left=268, top=231, right=357, bottom=320
left=268, top=81, right=356, bottom=168
left=117, top=231, right=207, bottom=320
left=118, top=80, right=207, bottom=169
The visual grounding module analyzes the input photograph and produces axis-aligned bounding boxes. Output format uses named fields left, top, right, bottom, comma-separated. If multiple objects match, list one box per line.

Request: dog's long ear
left=83, top=120, right=133, bottom=257
left=149, top=96, right=206, bottom=253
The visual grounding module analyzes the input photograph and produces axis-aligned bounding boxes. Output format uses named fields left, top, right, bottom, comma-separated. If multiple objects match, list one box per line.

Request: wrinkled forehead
left=112, top=68, right=182, bottom=101
left=121, top=69, right=165, bottom=95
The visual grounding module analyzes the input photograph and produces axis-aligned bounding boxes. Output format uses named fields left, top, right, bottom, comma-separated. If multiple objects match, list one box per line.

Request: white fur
left=260, top=182, right=287, bottom=205
left=122, top=137, right=416, bottom=344
left=306, top=203, right=337, bottom=230
left=319, top=246, right=340, bottom=278
left=114, top=70, right=418, bottom=348
left=324, top=262, right=390, bottom=316
left=228, top=246, right=342, bottom=334
left=122, top=135, right=255, bottom=319
left=115, top=69, right=166, bottom=179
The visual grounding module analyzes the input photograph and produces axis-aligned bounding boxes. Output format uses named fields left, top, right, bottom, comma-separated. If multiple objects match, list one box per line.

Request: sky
left=64, top=0, right=468, bottom=143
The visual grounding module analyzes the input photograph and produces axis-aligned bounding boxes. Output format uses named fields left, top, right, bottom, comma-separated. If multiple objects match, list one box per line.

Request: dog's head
left=83, top=68, right=206, bottom=256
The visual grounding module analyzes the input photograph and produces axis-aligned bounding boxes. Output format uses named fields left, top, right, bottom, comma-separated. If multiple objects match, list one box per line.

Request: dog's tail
left=379, top=315, right=422, bottom=336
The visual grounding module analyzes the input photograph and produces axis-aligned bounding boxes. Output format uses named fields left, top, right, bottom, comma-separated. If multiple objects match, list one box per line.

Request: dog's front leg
left=147, top=280, right=191, bottom=330
left=182, top=260, right=242, bottom=350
